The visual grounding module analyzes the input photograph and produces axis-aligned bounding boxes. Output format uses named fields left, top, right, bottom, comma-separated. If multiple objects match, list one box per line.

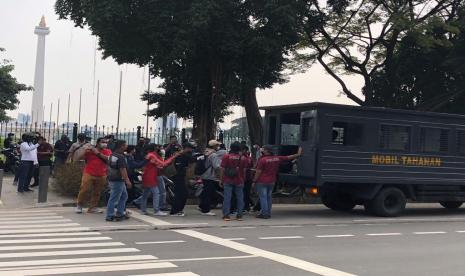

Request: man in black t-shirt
left=54, top=135, right=70, bottom=167
left=165, top=135, right=182, bottom=159
left=170, top=142, right=196, bottom=216
left=105, top=140, right=132, bottom=222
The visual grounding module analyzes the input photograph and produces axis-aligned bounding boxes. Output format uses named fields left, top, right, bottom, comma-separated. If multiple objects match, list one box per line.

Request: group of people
left=6, top=131, right=303, bottom=221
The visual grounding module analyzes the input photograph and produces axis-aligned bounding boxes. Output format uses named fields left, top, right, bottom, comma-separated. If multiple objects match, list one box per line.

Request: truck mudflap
left=279, top=173, right=315, bottom=187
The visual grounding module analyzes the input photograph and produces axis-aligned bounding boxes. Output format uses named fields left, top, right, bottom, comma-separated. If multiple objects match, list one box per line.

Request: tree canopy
left=55, top=0, right=305, bottom=146
left=0, top=48, right=32, bottom=122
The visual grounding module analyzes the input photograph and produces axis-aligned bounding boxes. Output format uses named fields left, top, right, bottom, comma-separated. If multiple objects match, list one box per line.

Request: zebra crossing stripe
left=0, top=255, right=158, bottom=268
left=0, top=242, right=124, bottom=251
left=0, top=223, right=80, bottom=229
left=0, top=216, right=64, bottom=221
left=130, top=273, right=200, bottom=276
left=0, top=231, right=99, bottom=238
left=0, top=236, right=110, bottom=244
left=0, top=219, right=71, bottom=225
left=0, top=247, right=139, bottom=258
left=0, top=227, right=90, bottom=234
left=2, top=261, right=176, bottom=275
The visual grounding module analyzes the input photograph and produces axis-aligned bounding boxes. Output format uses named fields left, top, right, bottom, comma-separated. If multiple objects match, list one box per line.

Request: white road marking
left=130, top=273, right=199, bottom=276
left=222, top=226, right=256, bottom=230
left=0, top=216, right=64, bottom=221
left=175, top=229, right=357, bottom=276
left=0, top=223, right=79, bottom=229
left=0, top=236, right=111, bottom=244
left=0, top=247, right=139, bottom=258
left=2, top=261, right=176, bottom=275
left=455, top=231, right=465, bottom=233
left=413, top=231, right=447, bottom=235
left=0, top=227, right=90, bottom=234
left=0, top=213, right=57, bottom=218
left=136, top=241, right=185, bottom=245
left=259, top=236, right=303, bottom=240
left=130, top=213, right=172, bottom=226
left=154, top=255, right=258, bottom=263
left=0, top=219, right=71, bottom=225
left=0, top=242, right=124, bottom=251
left=226, top=238, right=246, bottom=241
left=0, top=231, right=99, bottom=238
left=0, top=210, right=56, bottom=214
left=316, top=224, right=349, bottom=227
left=360, top=223, right=389, bottom=226
left=269, top=225, right=303, bottom=228
left=366, top=233, right=402, bottom=236
left=0, top=255, right=158, bottom=268
left=316, top=235, right=354, bottom=238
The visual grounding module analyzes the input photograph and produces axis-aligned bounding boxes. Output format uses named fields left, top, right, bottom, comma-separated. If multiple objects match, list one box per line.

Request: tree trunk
left=192, top=91, right=215, bottom=150
left=244, top=87, right=263, bottom=146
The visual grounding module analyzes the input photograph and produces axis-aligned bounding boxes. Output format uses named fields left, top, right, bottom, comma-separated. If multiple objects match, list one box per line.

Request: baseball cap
left=208, top=140, right=221, bottom=147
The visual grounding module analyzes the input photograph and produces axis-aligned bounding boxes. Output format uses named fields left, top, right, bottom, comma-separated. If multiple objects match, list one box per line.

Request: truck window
left=457, top=130, right=465, bottom=154
left=268, top=116, right=277, bottom=145
left=420, top=127, right=449, bottom=153
left=331, top=122, right=363, bottom=146
left=379, top=124, right=410, bottom=151
left=280, top=113, right=300, bottom=145
left=301, top=118, right=314, bottom=142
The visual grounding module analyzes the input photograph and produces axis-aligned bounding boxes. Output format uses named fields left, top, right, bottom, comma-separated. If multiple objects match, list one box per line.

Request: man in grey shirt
left=67, top=133, right=90, bottom=164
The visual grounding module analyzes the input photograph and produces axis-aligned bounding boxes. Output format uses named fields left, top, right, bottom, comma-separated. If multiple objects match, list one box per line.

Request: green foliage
left=0, top=48, right=32, bottom=122
left=52, top=163, right=83, bottom=197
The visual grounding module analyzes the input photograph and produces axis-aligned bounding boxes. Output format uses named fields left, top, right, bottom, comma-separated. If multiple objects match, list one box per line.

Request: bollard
left=38, top=166, right=50, bottom=203
left=0, top=169, right=3, bottom=200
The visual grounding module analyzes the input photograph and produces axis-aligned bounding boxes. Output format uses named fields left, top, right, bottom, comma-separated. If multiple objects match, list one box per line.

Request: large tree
left=297, top=0, right=461, bottom=107
left=0, top=48, right=32, bottom=122
left=56, top=0, right=304, bottom=146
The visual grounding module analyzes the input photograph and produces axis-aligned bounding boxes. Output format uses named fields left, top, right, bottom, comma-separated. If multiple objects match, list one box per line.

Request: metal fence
left=0, top=121, right=249, bottom=149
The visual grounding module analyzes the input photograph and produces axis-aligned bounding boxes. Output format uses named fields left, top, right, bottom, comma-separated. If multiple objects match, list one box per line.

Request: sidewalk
left=0, top=174, right=75, bottom=209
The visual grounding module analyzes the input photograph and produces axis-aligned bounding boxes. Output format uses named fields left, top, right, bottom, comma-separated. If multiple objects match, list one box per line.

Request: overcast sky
left=1, top=0, right=363, bottom=130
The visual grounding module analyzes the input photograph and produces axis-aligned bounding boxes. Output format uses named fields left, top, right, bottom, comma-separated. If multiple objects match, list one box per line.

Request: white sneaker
left=75, top=206, right=83, bottom=214
left=154, top=211, right=168, bottom=216
left=200, top=211, right=216, bottom=216
left=170, top=212, right=185, bottom=217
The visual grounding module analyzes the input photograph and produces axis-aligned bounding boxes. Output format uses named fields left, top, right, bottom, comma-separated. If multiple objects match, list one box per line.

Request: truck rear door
left=298, top=110, right=317, bottom=178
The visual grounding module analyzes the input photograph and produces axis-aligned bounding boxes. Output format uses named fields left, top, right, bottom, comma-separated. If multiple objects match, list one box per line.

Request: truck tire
left=321, top=192, right=356, bottom=212
left=440, top=201, right=463, bottom=209
left=365, top=187, right=406, bottom=217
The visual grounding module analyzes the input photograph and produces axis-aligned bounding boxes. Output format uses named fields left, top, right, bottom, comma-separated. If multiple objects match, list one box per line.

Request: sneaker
left=170, top=212, right=185, bottom=217
left=223, top=216, right=231, bottom=221
left=201, top=211, right=216, bottom=216
left=154, top=211, right=168, bottom=216
left=105, top=217, right=114, bottom=222
left=75, top=206, right=83, bottom=214
left=236, top=215, right=243, bottom=221
left=29, top=183, right=39, bottom=188
left=256, top=214, right=270, bottom=219
left=87, top=208, right=103, bottom=214
left=160, top=207, right=170, bottom=212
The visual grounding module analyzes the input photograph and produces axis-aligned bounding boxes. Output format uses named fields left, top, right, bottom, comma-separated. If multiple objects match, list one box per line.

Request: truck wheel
left=321, top=192, right=356, bottom=211
left=440, top=201, right=463, bottom=209
left=366, top=187, right=406, bottom=217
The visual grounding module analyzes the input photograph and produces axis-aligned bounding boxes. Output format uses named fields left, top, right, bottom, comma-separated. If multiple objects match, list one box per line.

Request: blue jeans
left=18, top=161, right=34, bottom=192
left=223, top=183, right=244, bottom=217
left=256, top=183, right=273, bottom=216
left=157, top=176, right=167, bottom=209
left=106, top=181, right=128, bottom=219
left=141, top=186, right=160, bottom=213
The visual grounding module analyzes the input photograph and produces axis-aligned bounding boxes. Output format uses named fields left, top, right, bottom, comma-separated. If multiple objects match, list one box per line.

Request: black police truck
left=262, top=102, right=465, bottom=217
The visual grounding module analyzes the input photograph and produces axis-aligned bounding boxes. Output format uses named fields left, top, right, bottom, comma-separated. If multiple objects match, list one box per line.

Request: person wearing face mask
left=75, top=137, right=112, bottom=214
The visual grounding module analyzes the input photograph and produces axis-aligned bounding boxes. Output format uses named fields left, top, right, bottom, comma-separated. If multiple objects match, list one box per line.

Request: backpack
left=224, top=156, right=241, bottom=178
left=108, top=154, right=122, bottom=180
left=194, top=155, right=210, bottom=176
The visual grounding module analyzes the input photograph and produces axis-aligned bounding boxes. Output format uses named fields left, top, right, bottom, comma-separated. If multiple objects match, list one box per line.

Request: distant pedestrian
left=252, top=145, right=302, bottom=219
left=164, top=135, right=182, bottom=159
left=134, top=137, right=147, bottom=161
left=170, top=142, right=196, bottom=216
left=3, top=133, right=15, bottom=149
left=75, top=137, right=111, bottom=214
left=17, top=133, right=38, bottom=193
left=140, top=144, right=178, bottom=216
left=220, top=142, right=248, bottom=221
left=53, top=135, right=70, bottom=168
left=105, top=140, right=131, bottom=221
left=241, top=145, right=254, bottom=212
left=67, top=133, right=89, bottom=164
left=31, top=137, right=53, bottom=188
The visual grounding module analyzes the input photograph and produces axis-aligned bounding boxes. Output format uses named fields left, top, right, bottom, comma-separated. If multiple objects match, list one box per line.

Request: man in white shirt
left=17, top=133, right=39, bottom=193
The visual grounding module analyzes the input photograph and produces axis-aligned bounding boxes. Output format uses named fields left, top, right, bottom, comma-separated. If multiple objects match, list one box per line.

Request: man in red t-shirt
left=75, top=138, right=112, bottom=214
left=252, top=145, right=302, bottom=219
left=220, top=142, right=249, bottom=221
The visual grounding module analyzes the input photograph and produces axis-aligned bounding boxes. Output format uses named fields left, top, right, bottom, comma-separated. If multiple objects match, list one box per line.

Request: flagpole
left=78, top=88, right=82, bottom=128
left=116, top=71, right=123, bottom=138
left=95, top=80, right=100, bottom=129
left=56, top=98, right=60, bottom=137
left=146, top=63, right=150, bottom=138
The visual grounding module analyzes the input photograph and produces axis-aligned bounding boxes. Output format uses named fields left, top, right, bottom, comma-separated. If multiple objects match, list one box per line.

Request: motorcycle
left=0, top=146, right=20, bottom=174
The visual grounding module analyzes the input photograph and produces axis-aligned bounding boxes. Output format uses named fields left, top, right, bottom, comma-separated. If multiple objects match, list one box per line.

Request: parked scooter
left=0, top=146, right=20, bottom=174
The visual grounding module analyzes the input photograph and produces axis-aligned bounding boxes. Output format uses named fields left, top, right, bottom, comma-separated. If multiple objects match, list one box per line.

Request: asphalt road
left=0, top=205, right=465, bottom=275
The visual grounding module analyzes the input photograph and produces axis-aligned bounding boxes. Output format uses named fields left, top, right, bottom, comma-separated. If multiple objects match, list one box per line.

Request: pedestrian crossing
left=0, top=210, right=199, bottom=276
